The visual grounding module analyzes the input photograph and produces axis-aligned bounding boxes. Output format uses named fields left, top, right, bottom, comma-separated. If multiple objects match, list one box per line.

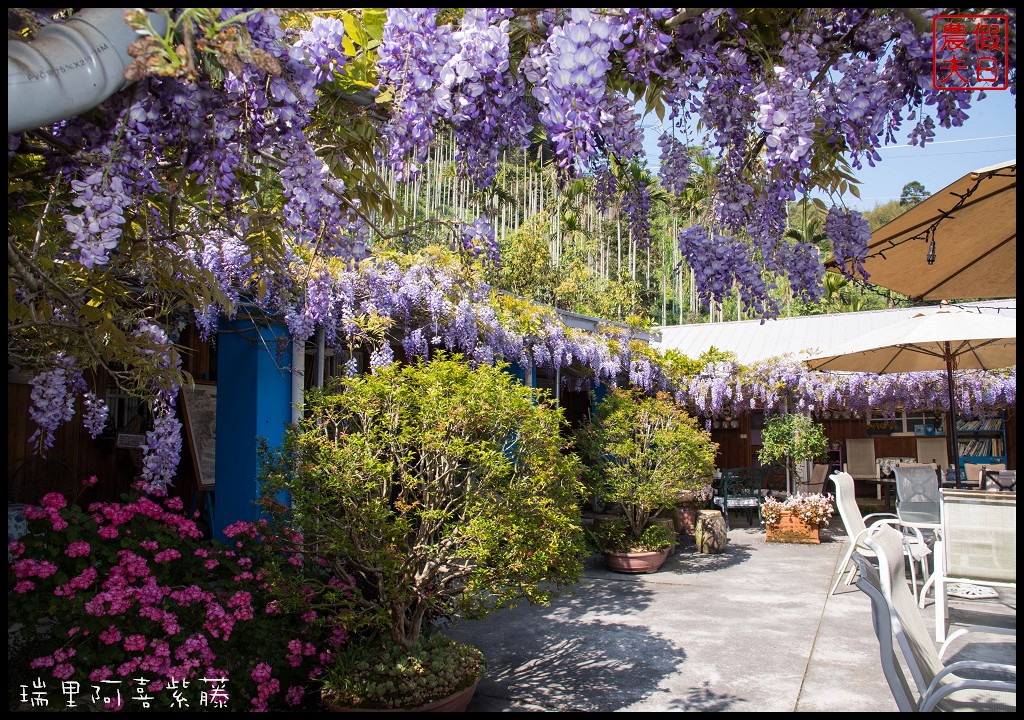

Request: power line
left=864, top=147, right=1014, bottom=160
left=875, top=133, right=1016, bottom=150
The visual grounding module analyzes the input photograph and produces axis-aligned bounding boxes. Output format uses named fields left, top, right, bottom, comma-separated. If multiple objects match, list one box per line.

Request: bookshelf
left=956, top=414, right=1006, bottom=476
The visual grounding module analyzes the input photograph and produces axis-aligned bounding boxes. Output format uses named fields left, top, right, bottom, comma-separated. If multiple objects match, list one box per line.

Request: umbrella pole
left=945, top=343, right=961, bottom=487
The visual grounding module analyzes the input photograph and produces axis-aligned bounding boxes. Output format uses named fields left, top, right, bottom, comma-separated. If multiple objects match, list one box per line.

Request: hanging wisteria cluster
left=27, top=355, right=86, bottom=453
left=269, top=250, right=1016, bottom=422
left=436, top=8, right=530, bottom=186
left=657, top=133, right=691, bottom=195
left=376, top=8, right=454, bottom=181
left=825, top=206, right=873, bottom=280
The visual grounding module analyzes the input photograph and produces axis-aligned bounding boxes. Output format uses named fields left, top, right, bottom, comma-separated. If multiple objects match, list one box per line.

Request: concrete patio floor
left=446, top=519, right=1016, bottom=712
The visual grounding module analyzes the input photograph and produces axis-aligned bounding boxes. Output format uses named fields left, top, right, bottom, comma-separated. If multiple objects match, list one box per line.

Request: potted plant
left=257, top=356, right=584, bottom=710
left=672, top=483, right=714, bottom=535
left=576, top=388, right=717, bottom=573
left=762, top=493, right=835, bottom=543
left=758, top=414, right=829, bottom=491
left=866, top=420, right=896, bottom=436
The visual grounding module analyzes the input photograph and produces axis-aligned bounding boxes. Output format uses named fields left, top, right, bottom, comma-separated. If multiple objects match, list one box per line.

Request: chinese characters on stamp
left=932, top=14, right=1009, bottom=91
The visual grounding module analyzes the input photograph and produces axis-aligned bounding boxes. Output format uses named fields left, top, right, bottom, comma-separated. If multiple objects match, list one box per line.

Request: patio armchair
left=859, top=525, right=1016, bottom=711
left=828, top=471, right=930, bottom=601
left=963, top=463, right=1007, bottom=490
left=915, top=436, right=949, bottom=471
left=982, top=470, right=1016, bottom=493
left=893, top=465, right=941, bottom=505
left=845, top=438, right=877, bottom=482
left=933, top=489, right=1016, bottom=643
left=713, top=467, right=765, bottom=530
left=805, top=463, right=830, bottom=494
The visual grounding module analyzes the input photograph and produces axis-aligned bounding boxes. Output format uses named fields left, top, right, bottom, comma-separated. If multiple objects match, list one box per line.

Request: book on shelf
left=957, top=438, right=1003, bottom=456
left=955, top=418, right=1003, bottom=432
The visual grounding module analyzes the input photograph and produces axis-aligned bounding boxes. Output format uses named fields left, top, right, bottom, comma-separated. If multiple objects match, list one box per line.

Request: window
left=868, top=410, right=945, bottom=435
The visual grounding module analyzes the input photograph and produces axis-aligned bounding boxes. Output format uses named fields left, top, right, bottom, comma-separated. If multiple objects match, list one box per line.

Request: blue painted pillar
left=592, top=382, right=607, bottom=406
left=507, top=361, right=536, bottom=390
left=213, top=319, right=293, bottom=541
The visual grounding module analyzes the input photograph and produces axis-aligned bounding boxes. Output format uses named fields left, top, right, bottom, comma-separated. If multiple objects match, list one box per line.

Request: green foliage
left=758, top=414, right=829, bottom=476
left=257, top=355, right=584, bottom=650
left=323, top=632, right=484, bottom=710
left=577, top=388, right=717, bottom=544
left=862, top=199, right=908, bottom=231
left=899, top=180, right=930, bottom=207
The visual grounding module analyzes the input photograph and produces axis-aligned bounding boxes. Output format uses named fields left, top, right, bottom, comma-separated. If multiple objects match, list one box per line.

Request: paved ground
left=446, top=519, right=1016, bottom=712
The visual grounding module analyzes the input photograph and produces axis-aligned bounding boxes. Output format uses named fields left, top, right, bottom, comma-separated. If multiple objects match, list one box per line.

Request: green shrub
left=758, top=414, right=829, bottom=478
left=577, top=388, right=717, bottom=548
left=258, top=355, right=584, bottom=651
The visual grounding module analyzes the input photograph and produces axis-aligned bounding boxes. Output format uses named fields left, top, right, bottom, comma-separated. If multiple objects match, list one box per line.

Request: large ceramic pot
left=603, top=548, right=670, bottom=573
left=324, top=676, right=481, bottom=713
left=672, top=504, right=698, bottom=535
left=765, top=511, right=820, bottom=544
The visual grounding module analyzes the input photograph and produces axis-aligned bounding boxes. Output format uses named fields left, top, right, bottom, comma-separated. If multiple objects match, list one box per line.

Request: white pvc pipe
left=8, top=8, right=168, bottom=134
left=315, top=329, right=325, bottom=388
left=290, top=335, right=305, bottom=426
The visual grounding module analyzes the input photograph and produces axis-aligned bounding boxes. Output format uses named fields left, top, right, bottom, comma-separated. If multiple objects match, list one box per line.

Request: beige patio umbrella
left=805, top=302, right=1016, bottom=482
left=856, top=159, right=1016, bottom=301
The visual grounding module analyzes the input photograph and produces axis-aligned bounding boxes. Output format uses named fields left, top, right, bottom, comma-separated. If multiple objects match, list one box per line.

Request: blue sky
left=642, top=88, right=1017, bottom=211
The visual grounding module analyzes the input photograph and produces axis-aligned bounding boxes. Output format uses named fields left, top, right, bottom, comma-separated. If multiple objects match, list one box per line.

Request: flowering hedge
left=8, top=486, right=353, bottom=711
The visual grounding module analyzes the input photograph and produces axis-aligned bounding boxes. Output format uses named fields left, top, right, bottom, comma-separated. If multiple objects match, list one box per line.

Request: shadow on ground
left=448, top=579, right=712, bottom=711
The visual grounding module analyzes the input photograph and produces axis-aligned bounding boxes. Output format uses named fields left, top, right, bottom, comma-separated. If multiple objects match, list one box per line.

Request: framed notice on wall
left=181, top=382, right=217, bottom=488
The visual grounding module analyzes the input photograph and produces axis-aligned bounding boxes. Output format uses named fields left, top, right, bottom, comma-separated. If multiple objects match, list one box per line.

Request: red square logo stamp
left=932, top=14, right=1009, bottom=90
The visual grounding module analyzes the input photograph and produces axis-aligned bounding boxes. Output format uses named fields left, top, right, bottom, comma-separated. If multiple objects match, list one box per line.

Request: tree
left=577, top=388, right=717, bottom=543
left=256, top=356, right=584, bottom=649
left=899, top=180, right=931, bottom=206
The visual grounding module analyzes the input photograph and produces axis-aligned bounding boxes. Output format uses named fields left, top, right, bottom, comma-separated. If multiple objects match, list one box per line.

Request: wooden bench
left=713, top=467, right=767, bottom=530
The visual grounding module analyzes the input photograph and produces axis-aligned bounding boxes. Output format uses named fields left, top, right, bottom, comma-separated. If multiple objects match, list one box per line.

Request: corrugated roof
left=654, top=300, right=1016, bottom=364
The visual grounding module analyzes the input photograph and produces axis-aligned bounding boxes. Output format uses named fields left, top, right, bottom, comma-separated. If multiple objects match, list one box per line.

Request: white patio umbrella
left=805, top=302, right=1016, bottom=482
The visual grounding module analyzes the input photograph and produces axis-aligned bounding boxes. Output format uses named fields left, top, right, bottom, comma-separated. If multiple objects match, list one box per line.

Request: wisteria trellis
left=9, top=8, right=1018, bottom=492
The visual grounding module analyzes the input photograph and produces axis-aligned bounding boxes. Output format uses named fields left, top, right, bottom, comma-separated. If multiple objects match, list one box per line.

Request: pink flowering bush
left=8, top=490, right=355, bottom=711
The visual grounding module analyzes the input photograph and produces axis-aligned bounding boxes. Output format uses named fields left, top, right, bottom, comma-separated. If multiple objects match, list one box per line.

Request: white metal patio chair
left=829, top=471, right=930, bottom=600
left=860, top=526, right=1016, bottom=711
left=852, top=554, right=922, bottom=712
left=933, top=489, right=1017, bottom=643
left=845, top=438, right=877, bottom=483
left=915, top=436, right=949, bottom=471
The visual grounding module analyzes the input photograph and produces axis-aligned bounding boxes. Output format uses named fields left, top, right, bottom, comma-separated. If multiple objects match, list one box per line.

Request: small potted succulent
left=321, top=633, right=485, bottom=712
left=577, top=388, right=717, bottom=573
left=762, top=493, right=835, bottom=543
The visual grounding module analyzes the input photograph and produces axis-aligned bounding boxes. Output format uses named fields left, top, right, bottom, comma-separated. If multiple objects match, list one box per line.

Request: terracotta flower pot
left=765, top=510, right=820, bottom=544
left=603, top=548, right=670, bottom=573
left=324, top=676, right=481, bottom=712
left=673, top=504, right=698, bottom=535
